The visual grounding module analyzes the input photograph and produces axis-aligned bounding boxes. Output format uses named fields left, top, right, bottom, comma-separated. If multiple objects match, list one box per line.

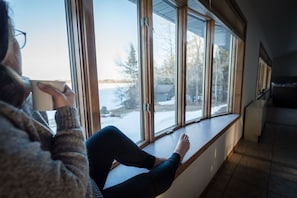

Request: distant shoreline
left=98, top=79, right=131, bottom=84
left=64, top=79, right=131, bottom=84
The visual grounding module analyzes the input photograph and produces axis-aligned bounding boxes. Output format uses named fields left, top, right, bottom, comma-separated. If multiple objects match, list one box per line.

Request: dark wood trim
left=177, top=5, right=188, bottom=127
left=259, top=42, right=272, bottom=66
left=204, top=20, right=215, bottom=118
left=199, top=0, right=247, bottom=41
left=65, top=0, right=100, bottom=137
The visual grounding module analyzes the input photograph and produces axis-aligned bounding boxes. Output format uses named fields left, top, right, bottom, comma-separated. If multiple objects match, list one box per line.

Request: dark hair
left=0, top=64, right=28, bottom=107
left=0, top=0, right=9, bottom=62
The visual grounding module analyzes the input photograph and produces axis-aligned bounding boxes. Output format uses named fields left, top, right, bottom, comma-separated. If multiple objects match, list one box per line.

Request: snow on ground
left=46, top=83, right=227, bottom=142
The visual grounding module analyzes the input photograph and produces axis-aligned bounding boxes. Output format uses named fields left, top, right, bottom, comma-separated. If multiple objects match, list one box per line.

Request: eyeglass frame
left=15, top=29, right=27, bottom=49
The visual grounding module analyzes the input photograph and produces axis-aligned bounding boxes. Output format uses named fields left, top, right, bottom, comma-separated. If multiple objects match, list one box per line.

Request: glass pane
left=153, top=1, right=177, bottom=133
left=7, top=0, right=71, bottom=131
left=186, top=14, right=206, bottom=122
left=93, top=0, right=142, bottom=142
left=211, top=25, right=233, bottom=116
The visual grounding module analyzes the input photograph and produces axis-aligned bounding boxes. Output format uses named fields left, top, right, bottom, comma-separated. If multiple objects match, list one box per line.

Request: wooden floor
left=200, top=106, right=297, bottom=198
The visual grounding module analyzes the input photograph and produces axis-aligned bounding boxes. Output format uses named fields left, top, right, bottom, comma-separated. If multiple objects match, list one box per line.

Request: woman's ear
left=0, top=64, right=28, bottom=107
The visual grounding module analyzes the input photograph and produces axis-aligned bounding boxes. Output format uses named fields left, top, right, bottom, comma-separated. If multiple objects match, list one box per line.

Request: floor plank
left=200, top=106, right=297, bottom=198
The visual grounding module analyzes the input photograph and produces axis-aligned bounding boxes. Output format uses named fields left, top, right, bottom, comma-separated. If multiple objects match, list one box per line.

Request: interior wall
left=157, top=119, right=243, bottom=198
left=234, top=0, right=272, bottom=108
left=272, top=51, right=297, bottom=78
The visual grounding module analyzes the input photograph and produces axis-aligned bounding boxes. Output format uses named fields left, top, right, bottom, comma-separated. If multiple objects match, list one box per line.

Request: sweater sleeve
left=0, top=106, right=90, bottom=198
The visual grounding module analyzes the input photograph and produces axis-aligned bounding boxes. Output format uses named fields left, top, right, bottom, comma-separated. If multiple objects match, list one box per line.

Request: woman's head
left=0, top=0, right=22, bottom=75
left=0, top=64, right=29, bottom=107
left=0, top=0, right=9, bottom=62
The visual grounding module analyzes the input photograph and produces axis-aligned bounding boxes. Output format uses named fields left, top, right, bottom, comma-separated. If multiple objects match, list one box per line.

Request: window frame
left=184, top=10, right=207, bottom=124
left=64, top=0, right=244, bottom=145
left=65, top=0, right=100, bottom=137
left=152, top=0, right=179, bottom=135
left=94, top=0, right=145, bottom=144
left=210, top=23, right=236, bottom=117
left=256, top=43, right=272, bottom=99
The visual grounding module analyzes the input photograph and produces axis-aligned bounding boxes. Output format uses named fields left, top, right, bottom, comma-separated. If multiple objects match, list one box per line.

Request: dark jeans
left=86, top=126, right=181, bottom=198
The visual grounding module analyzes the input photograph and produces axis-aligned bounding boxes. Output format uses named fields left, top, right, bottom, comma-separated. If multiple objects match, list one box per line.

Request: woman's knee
left=98, top=125, right=124, bottom=138
left=87, top=126, right=123, bottom=146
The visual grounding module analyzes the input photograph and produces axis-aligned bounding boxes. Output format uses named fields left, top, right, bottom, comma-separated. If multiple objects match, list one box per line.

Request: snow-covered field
left=47, top=83, right=226, bottom=142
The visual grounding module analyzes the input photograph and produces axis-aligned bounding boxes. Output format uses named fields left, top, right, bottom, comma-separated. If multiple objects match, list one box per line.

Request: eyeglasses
left=15, top=29, right=27, bottom=49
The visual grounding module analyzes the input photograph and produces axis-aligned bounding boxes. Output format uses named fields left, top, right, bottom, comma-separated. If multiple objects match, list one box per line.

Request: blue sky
left=6, top=0, right=173, bottom=81
left=7, top=0, right=70, bottom=80
left=93, top=0, right=138, bottom=80
left=6, top=0, right=137, bottom=81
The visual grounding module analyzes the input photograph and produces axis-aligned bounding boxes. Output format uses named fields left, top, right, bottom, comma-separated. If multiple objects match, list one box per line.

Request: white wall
left=235, top=1, right=297, bottom=101
left=235, top=0, right=272, bottom=108
left=273, top=51, right=297, bottom=78
left=157, top=119, right=243, bottom=198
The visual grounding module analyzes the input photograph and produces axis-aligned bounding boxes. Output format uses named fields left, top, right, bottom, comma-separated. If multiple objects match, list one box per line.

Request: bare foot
left=174, top=133, right=190, bottom=162
left=153, top=134, right=190, bottom=167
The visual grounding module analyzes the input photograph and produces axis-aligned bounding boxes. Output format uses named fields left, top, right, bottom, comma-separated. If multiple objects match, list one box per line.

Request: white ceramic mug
left=30, top=80, right=66, bottom=111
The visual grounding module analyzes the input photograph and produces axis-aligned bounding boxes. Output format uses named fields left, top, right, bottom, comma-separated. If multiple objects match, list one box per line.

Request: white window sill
left=104, top=113, right=239, bottom=189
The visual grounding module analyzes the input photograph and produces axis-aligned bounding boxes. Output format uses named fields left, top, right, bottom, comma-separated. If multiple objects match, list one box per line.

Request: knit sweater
left=0, top=101, right=103, bottom=197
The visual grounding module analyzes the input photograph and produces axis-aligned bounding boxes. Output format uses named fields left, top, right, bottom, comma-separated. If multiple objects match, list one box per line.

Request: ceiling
left=249, top=0, right=297, bottom=59
left=140, top=0, right=297, bottom=60
left=188, top=0, right=297, bottom=60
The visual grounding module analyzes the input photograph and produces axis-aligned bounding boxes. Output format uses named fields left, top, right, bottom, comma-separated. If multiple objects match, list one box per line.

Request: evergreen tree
left=118, top=44, right=138, bottom=83
left=116, top=44, right=139, bottom=109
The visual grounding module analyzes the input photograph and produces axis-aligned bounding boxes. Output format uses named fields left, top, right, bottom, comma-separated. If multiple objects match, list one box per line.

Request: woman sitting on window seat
left=0, top=1, right=190, bottom=197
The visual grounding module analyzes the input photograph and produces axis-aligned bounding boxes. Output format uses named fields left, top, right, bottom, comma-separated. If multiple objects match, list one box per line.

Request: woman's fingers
left=37, top=82, right=61, bottom=97
left=38, top=83, right=76, bottom=108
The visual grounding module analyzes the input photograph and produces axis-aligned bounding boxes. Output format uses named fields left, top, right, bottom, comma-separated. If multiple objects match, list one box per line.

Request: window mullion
left=203, top=20, right=215, bottom=118
left=228, top=36, right=236, bottom=112
left=176, top=5, right=188, bottom=127
left=139, top=0, right=154, bottom=143
left=232, top=39, right=244, bottom=114
left=65, top=0, right=100, bottom=137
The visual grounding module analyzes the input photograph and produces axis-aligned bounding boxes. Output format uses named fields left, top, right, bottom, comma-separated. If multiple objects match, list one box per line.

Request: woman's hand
left=37, top=83, right=76, bottom=109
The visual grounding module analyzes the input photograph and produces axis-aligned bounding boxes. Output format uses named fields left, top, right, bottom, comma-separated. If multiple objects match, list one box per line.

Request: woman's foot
left=153, top=133, right=190, bottom=167
left=174, top=133, right=190, bottom=162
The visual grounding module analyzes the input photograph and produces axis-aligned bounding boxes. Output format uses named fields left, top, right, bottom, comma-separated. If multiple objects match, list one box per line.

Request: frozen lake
left=47, top=83, right=226, bottom=142
left=98, top=83, right=129, bottom=110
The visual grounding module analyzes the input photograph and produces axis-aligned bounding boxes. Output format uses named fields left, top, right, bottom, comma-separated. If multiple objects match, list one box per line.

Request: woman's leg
left=102, top=134, right=190, bottom=198
left=86, top=126, right=156, bottom=190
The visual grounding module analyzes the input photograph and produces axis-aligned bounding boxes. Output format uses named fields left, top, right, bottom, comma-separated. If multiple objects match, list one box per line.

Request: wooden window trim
left=139, top=0, right=154, bottom=144
left=64, top=0, right=245, bottom=142
left=259, top=43, right=272, bottom=66
left=177, top=5, right=188, bottom=127
left=65, top=0, right=100, bottom=137
left=204, top=20, right=215, bottom=118
left=232, top=39, right=245, bottom=114
left=198, top=0, right=247, bottom=41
